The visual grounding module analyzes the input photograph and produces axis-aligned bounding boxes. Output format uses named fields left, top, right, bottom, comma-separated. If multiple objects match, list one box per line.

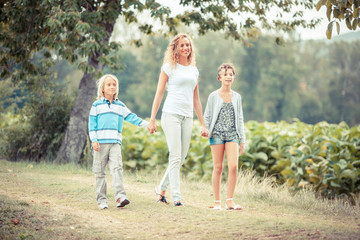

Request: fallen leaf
left=11, top=219, right=20, bottom=225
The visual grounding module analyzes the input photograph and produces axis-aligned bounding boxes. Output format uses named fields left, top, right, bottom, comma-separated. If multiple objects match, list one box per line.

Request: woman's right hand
left=148, top=120, right=157, bottom=134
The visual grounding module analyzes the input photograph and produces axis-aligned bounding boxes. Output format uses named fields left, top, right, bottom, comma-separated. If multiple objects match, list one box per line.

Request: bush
left=117, top=119, right=360, bottom=198
left=0, top=81, right=73, bottom=161
left=239, top=120, right=360, bottom=198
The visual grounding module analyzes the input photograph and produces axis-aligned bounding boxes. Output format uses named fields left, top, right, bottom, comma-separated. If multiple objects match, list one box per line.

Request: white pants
left=159, top=112, right=193, bottom=202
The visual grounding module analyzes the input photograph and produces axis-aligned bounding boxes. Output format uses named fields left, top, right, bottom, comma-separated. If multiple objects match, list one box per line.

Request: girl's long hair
left=96, top=74, right=119, bottom=100
left=163, top=33, right=196, bottom=68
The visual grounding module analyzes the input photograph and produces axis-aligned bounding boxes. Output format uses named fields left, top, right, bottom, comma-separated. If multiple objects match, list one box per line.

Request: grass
left=0, top=159, right=359, bottom=240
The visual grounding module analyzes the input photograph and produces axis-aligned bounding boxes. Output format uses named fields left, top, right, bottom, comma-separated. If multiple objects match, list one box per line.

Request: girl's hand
left=92, top=141, right=100, bottom=152
left=239, top=143, right=245, bottom=155
left=200, top=126, right=209, bottom=138
left=148, top=120, right=157, bottom=134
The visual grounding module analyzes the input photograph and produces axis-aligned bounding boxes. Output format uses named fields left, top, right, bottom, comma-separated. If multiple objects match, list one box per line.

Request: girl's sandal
left=213, top=200, right=222, bottom=210
left=225, top=198, right=243, bottom=210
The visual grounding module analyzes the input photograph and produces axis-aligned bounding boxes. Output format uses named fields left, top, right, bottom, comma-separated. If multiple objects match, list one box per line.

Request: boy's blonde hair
left=96, top=74, right=119, bottom=100
left=217, top=63, right=236, bottom=79
left=163, top=33, right=196, bottom=67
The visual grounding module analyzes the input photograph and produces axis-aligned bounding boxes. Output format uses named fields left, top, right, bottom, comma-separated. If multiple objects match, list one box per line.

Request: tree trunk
left=56, top=56, right=103, bottom=164
left=56, top=12, right=115, bottom=164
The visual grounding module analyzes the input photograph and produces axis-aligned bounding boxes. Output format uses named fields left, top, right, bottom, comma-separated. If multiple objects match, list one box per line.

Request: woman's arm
left=148, top=70, right=168, bottom=134
left=193, top=82, right=209, bottom=137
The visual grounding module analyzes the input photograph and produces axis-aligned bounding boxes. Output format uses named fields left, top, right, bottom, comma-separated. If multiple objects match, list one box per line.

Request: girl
left=148, top=33, right=209, bottom=207
left=204, top=63, right=246, bottom=210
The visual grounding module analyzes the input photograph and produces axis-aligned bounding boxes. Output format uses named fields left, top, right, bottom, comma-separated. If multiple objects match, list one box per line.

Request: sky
left=156, top=0, right=358, bottom=41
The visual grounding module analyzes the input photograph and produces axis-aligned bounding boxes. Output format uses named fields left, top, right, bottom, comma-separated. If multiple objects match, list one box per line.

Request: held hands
left=239, top=143, right=245, bottom=155
left=200, top=126, right=209, bottom=138
left=92, top=141, right=100, bottom=152
left=148, top=120, right=157, bottom=134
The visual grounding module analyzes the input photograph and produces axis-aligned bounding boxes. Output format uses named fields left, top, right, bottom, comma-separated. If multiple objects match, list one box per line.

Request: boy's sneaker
left=98, top=202, right=108, bottom=210
left=116, top=198, right=130, bottom=208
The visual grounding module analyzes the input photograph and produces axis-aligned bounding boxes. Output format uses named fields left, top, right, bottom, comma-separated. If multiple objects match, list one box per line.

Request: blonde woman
left=148, top=33, right=209, bottom=207
left=89, top=74, right=148, bottom=209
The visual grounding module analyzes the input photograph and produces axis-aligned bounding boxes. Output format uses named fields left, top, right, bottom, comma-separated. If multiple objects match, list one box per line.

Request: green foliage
left=0, top=0, right=335, bottom=165
left=121, top=122, right=168, bottom=170
left=244, top=120, right=360, bottom=198
left=0, top=0, right=321, bottom=81
left=116, top=120, right=360, bottom=198
left=0, top=73, right=73, bottom=161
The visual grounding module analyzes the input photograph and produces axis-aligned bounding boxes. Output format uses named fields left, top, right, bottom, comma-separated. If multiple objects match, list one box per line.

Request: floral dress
left=212, top=102, right=239, bottom=141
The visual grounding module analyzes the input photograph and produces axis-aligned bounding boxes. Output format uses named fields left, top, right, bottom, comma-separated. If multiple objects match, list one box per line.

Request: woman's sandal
left=155, top=186, right=169, bottom=205
left=225, top=198, right=242, bottom=210
left=213, top=200, right=222, bottom=210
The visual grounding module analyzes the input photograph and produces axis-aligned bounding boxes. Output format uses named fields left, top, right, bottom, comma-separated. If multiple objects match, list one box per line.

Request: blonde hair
left=217, top=63, right=236, bottom=79
left=96, top=74, right=119, bottom=100
left=163, top=33, right=196, bottom=67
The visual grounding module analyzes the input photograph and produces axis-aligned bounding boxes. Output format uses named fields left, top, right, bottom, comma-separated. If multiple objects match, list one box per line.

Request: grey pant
left=92, top=143, right=126, bottom=204
left=159, top=112, right=193, bottom=202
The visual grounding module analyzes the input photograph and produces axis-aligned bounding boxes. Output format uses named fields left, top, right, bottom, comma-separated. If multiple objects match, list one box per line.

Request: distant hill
left=332, top=31, right=360, bottom=42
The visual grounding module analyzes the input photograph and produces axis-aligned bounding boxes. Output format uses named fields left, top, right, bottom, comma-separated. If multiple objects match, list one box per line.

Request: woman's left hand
left=200, top=126, right=209, bottom=138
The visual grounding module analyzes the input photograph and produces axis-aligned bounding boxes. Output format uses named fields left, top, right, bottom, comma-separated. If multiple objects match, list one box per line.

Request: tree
left=240, top=40, right=261, bottom=120
left=316, top=0, right=360, bottom=39
left=327, top=41, right=360, bottom=125
left=1, top=0, right=320, bottom=163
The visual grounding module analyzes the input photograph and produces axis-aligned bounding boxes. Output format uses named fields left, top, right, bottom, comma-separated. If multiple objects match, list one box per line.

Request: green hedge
left=2, top=109, right=358, bottom=197
left=120, top=119, right=360, bottom=198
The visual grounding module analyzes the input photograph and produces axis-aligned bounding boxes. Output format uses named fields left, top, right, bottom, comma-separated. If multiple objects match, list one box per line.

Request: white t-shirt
left=162, top=63, right=199, bottom=117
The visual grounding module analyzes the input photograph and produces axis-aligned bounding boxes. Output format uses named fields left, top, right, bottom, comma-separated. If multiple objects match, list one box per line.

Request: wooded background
left=1, top=0, right=359, bottom=165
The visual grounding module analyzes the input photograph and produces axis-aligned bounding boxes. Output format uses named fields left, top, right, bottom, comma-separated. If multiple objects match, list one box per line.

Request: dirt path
left=1, top=161, right=359, bottom=240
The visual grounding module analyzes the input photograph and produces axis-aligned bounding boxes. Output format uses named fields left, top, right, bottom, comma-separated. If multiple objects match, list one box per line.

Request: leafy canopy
left=315, top=0, right=360, bottom=39
left=1, top=0, right=320, bottom=80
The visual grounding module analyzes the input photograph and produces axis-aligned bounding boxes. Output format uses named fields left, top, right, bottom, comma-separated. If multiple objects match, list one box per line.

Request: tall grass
left=233, top=169, right=359, bottom=217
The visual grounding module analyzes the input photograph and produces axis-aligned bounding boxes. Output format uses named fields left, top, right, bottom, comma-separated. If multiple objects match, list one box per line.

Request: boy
left=89, top=74, right=148, bottom=209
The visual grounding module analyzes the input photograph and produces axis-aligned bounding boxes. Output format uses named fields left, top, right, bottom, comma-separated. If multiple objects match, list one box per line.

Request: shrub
left=117, top=119, right=360, bottom=198
left=0, top=81, right=73, bottom=161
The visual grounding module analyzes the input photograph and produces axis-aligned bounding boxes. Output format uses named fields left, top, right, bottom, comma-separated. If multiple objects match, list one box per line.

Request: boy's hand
left=92, top=141, right=100, bottom=152
left=239, top=143, right=245, bottom=155
left=148, top=120, right=157, bottom=134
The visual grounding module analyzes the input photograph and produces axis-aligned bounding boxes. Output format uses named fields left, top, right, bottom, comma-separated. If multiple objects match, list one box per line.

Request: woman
left=148, top=33, right=208, bottom=207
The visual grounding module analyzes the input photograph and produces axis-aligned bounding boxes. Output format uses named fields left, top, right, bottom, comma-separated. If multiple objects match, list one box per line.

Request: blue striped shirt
left=88, top=98, right=148, bottom=144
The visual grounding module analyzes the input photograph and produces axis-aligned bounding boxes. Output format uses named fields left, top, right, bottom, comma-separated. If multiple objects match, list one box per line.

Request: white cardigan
left=204, top=90, right=246, bottom=143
